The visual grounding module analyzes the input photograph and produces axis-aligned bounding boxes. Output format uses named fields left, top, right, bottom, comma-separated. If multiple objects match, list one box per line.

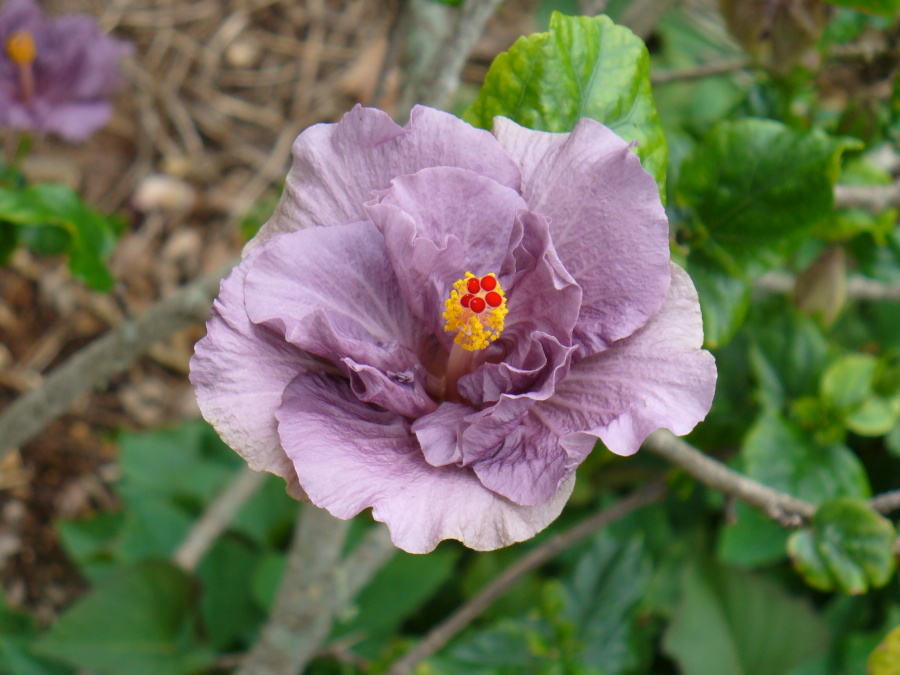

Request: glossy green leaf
left=822, top=0, right=900, bottom=16
left=742, top=412, right=871, bottom=501
left=0, top=184, right=122, bottom=291
left=788, top=498, right=896, bottom=594
left=822, top=354, right=879, bottom=411
left=846, top=396, right=899, bottom=436
left=718, top=411, right=869, bottom=568
left=37, top=561, right=214, bottom=675
left=663, top=559, right=830, bottom=675
left=677, top=119, right=857, bottom=275
left=869, top=626, right=900, bottom=675
left=820, top=354, right=900, bottom=436
left=464, top=12, right=667, bottom=194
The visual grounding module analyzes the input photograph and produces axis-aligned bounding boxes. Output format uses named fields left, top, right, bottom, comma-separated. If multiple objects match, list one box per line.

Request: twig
left=834, top=181, right=900, bottom=213
left=172, top=466, right=266, bottom=572
left=756, top=271, right=900, bottom=301
left=651, top=58, right=753, bottom=84
left=237, top=505, right=351, bottom=675
left=400, top=0, right=505, bottom=113
left=371, top=0, right=408, bottom=108
left=643, top=429, right=816, bottom=523
left=0, top=260, right=236, bottom=459
left=385, top=480, right=666, bottom=675
left=871, top=489, right=900, bottom=515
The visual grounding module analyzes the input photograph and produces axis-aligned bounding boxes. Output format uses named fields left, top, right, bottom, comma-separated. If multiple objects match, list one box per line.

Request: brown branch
left=236, top=511, right=394, bottom=675
left=236, top=505, right=351, bottom=675
left=172, top=466, right=266, bottom=572
left=400, top=0, right=505, bottom=113
left=834, top=181, right=900, bottom=213
left=0, top=260, right=235, bottom=459
left=651, top=58, right=753, bottom=85
left=643, top=429, right=816, bottom=524
left=871, top=489, right=900, bottom=516
left=385, top=480, right=666, bottom=675
left=756, top=271, right=900, bottom=302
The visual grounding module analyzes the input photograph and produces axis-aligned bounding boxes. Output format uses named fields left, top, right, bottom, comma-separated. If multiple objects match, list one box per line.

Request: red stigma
left=460, top=294, right=472, bottom=308
left=480, top=275, right=497, bottom=291
left=485, top=291, right=502, bottom=307
left=469, top=296, right=486, bottom=313
left=466, top=277, right=481, bottom=294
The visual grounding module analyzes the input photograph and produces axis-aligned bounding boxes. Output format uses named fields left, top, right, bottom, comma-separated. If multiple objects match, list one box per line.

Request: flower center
left=443, top=272, right=508, bottom=351
left=5, top=30, right=36, bottom=103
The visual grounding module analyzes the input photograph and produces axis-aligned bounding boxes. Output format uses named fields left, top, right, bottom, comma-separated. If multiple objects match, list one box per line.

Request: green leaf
left=748, top=305, right=832, bottom=408
left=822, top=354, right=879, bottom=411
left=118, top=421, right=240, bottom=509
left=677, top=119, right=857, bottom=275
left=334, top=547, right=459, bottom=657
left=37, top=561, right=214, bottom=675
left=687, top=248, right=751, bottom=348
left=0, top=594, right=73, bottom=675
left=718, top=502, right=796, bottom=569
left=869, top=626, right=900, bottom=675
left=564, top=533, right=651, bottom=674
left=718, top=411, right=869, bottom=568
left=0, top=184, right=122, bottom=291
left=197, top=537, right=264, bottom=650
left=820, top=354, right=900, bottom=436
left=663, top=559, right=831, bottom=675
left=464, top=12, right=667, bottom=194
left=57, top=512, right=125, bottom=583
left=788, top=498, right=897, bottom=594
left=435, top=618, right=558, bottom=674
left=742, top=412, right=871, bottom=501
left=822, top=0, right=900, bottom=16
left=0, top=221, right=18, bottom=264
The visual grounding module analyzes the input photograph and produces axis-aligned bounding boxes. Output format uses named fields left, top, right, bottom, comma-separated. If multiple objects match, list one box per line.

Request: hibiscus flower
left=190, top=105, right=717, bottom=553
left=0, top=0, right=132, bottom=142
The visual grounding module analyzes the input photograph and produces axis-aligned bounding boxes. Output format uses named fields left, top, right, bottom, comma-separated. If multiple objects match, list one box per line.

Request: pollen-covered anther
left=6, top=30, right=36, bottom=65
left=442, top=272, right=508, bottom=351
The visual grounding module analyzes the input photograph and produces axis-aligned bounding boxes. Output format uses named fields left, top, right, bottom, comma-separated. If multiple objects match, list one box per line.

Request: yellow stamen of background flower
left=6, top=30, right=35, bottom=65
left=443, top=272, right=508, bottom=351
left=6, top=30, right=36, bottom=103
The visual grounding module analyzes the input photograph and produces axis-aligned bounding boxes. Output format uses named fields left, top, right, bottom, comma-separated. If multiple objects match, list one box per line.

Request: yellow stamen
left=6, top=30, right=36, bottom=65
left=442, top=272, right=508, bottom=351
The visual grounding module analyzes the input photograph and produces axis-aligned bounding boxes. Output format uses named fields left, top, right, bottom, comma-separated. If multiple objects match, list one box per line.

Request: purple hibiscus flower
left=190, top=105, right=717, bottom=553
left=0, top=0, right=132, bottom=142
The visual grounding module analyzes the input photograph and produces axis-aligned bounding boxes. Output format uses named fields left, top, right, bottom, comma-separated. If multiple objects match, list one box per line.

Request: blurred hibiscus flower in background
left=190, top=105, right=717, bottom=553
left=0, top=0, right=132, bottom=142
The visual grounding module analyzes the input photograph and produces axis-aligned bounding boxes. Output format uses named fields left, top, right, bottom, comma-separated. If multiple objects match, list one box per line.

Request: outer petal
left=44, top=14, right=132, bottom=100
left=250, top=105, right=521, bottom=249
left=366, top=166, right=527, bottom=338
left=493, top=117, right=670, bottom=356
left=40, top=101, right=113, bottom=142
left=243, top=221, right=435, bottom=418
left=531, top=263, right=717, bottom=457
left=189, top=249, right=316, bottom=499
left=277, top=373, right=575, bottom=553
